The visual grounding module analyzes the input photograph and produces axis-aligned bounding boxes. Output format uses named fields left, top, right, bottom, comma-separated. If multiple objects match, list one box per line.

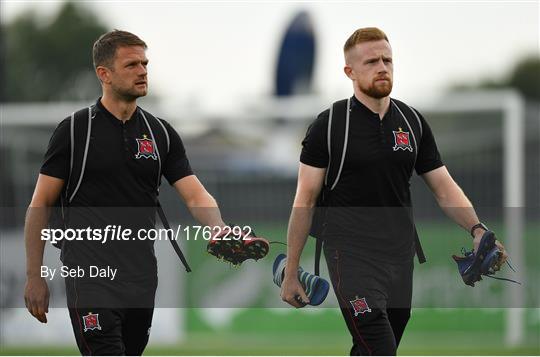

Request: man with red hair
left=281, top=27, right=508, bottom=355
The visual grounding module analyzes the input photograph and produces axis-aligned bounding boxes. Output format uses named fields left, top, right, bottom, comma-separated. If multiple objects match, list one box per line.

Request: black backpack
left=310, top=97, right=427, bottom=275
left=49, top=105, right=191, bottom=272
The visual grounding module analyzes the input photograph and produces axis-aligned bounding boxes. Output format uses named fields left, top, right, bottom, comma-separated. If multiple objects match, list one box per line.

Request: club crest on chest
left=392, top=127, right=413, bottom=152
left=135, top=134, right=157, bottom=160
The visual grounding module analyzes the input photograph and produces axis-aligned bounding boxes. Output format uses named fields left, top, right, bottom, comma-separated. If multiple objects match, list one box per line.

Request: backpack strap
left=314, top=98, right=351, bottom=275
left=155, top=116, right=170, bottom=153
left=53, top=106, right=93, bottom=249
left=414, top=230, right=426, bottom=264
left=325, top=98, right=351, bottom=190
left=314, top=238, right=323, bottom=276
left=139, top=109, right=163, bottom=193
left=391, top=99, right=421, bottom=170
left=139, top=108, right=171, bottom=191
left=391, top=99, right=427, bottom=264
left=157, top=201, right=192, bottom=272
left=139, top=108, right=191, bottom=272
left=65, top=106, right=94, bottom=204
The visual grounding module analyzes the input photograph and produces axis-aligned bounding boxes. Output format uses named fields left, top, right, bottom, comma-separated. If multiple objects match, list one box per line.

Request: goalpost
left=421, top=89, right=526, bottom=346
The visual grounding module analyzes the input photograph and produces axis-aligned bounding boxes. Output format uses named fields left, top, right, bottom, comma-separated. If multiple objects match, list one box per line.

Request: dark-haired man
left=24, top=30, right=226, bottom=355
left=281, top=27, right=509, bottom=355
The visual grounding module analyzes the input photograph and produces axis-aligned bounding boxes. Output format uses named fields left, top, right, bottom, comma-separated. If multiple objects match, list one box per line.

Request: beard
left=359, top=77, right=393, bottom=99
left=111, top=82, right=147, bottom=101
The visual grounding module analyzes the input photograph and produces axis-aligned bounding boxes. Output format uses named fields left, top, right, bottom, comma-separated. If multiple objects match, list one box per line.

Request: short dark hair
left=92, top=30, right=147, bottom=69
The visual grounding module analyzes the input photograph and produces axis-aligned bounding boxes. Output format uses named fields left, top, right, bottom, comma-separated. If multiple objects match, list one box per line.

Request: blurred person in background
left=281, top=27, right=509, bottom=355
left=24, top=29, right=228, bottom=355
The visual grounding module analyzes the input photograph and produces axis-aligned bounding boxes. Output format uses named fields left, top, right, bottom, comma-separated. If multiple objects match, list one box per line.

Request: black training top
left=301, top=95, right=443, bottom=262
left=40, top=98, right=193, bottom=282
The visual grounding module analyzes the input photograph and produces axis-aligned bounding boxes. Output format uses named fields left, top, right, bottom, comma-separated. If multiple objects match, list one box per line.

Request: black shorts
left=68, top=307, right=154, bottom=356
left=65, top=277, right=157, bottom=355
left=324, top=242, right=414, bottom=356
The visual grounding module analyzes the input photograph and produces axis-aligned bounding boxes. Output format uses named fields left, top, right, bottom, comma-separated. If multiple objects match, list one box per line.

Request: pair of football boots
left=452, top=231, right=519, bottom=286
left=207, top=226, right=269, bottom=266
